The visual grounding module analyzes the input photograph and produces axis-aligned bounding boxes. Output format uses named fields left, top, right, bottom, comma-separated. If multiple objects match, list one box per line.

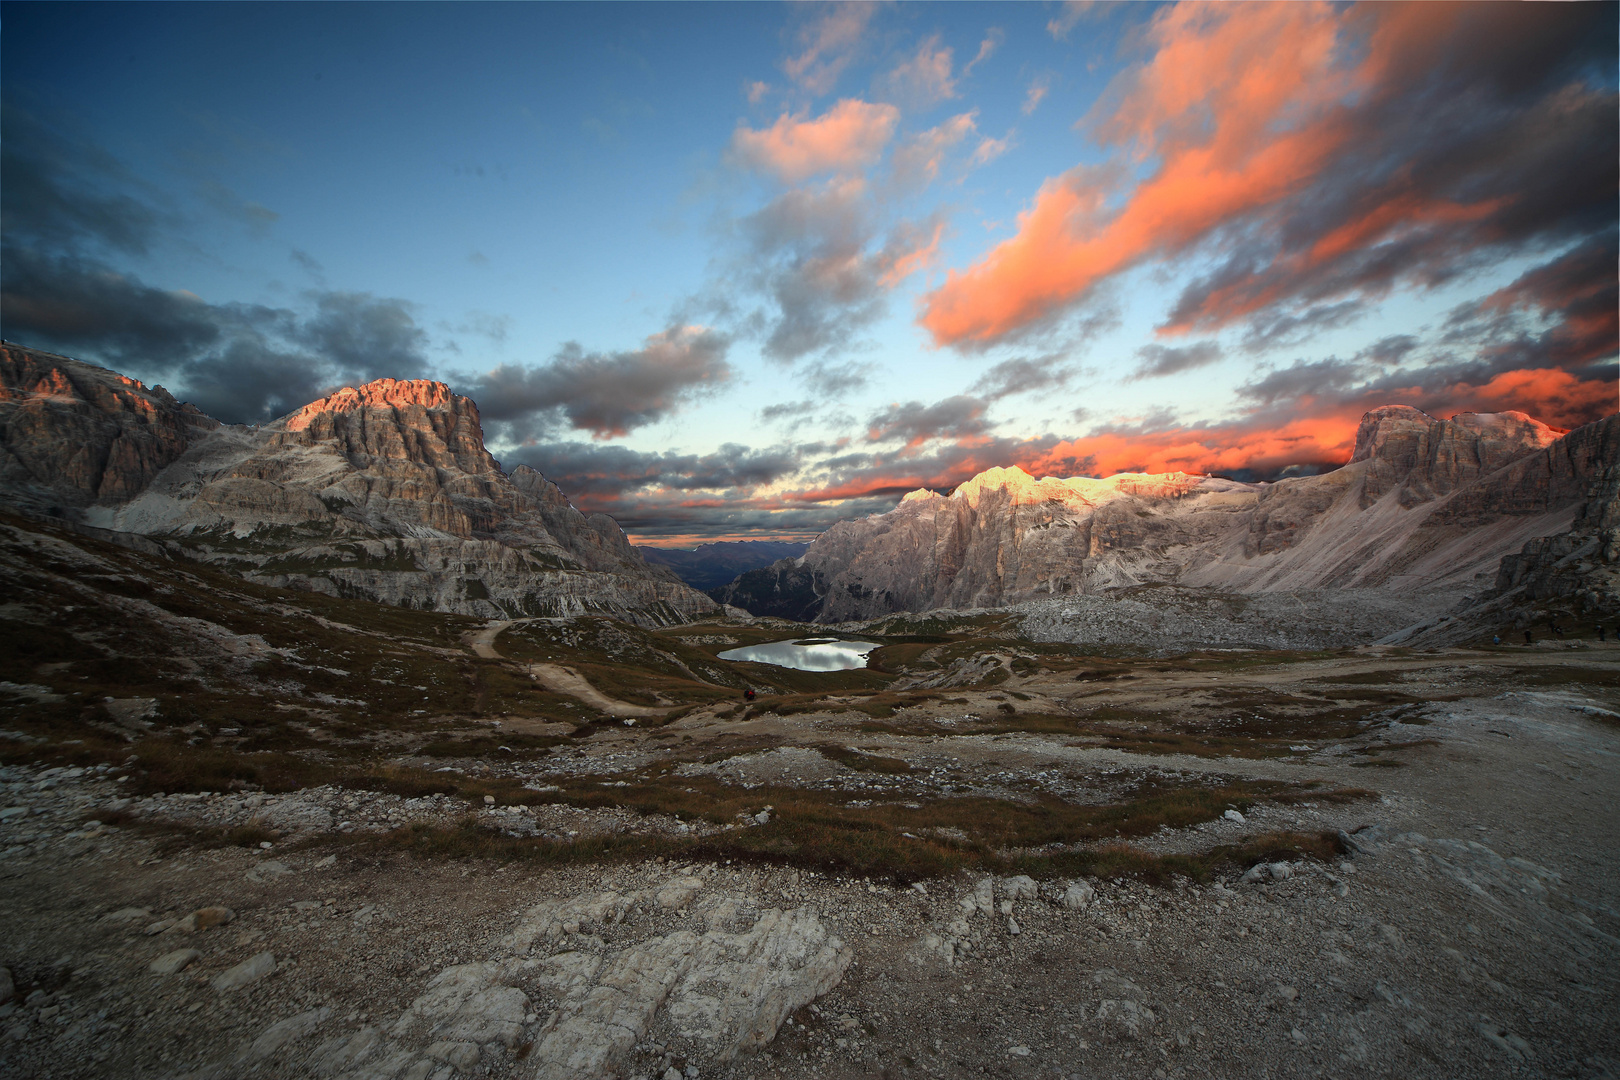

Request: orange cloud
left=877, top=220, right=944, bottom=288
left=731, top=99, right=900, bottom=184
left=920, top=1, right=1604, bottom=348
left=922, top=1, right=1357, bottom=345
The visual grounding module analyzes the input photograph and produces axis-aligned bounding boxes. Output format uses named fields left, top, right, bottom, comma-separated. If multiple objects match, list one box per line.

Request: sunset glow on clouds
left=2, top=2, right=1613, bottom=543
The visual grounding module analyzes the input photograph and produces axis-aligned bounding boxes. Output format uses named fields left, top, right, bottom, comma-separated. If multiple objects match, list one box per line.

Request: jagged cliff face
left=0, top=345, right=715, bottom=625
left=715, top=406, right=1616, bottom=623
left=0, top=344, right=219, bottom=508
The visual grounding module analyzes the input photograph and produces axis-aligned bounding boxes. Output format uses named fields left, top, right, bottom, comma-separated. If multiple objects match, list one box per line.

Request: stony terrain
left=1, top=640, right=1617, bottom=1080
left=714, top=408, right=1617, bottom=626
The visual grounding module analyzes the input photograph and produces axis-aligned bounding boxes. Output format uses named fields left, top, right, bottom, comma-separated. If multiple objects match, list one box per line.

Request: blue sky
left=3, top=2, right=1614, bottom=542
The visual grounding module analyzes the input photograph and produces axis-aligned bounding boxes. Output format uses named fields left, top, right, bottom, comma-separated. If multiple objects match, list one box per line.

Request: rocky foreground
left=2, top=652, right=1616, bottom=1080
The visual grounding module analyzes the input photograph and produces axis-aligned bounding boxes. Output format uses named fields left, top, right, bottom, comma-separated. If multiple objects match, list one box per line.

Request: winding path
left=465, top=619, right=669, bottom=720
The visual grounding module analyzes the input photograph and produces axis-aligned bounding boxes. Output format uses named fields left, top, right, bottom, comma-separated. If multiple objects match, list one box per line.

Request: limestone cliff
left=0, top=344, right=219, bottom=510
left=1384, top=416, right=1620, bottom=646
left=715, top=406, right=1614, bottom=624
left=0, top=344, right=715, bottom=625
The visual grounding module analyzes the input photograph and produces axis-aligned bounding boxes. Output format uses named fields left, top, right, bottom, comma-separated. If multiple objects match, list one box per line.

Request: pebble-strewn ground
left=2, top=649, right=1616, bottom=1080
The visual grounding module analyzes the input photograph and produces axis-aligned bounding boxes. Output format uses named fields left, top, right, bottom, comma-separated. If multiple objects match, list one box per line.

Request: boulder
left=1060, top=881, right=1096, bottom=911
left=149, top=949, right=202, bottom=975
left=212, top=951, right=275, bottom=991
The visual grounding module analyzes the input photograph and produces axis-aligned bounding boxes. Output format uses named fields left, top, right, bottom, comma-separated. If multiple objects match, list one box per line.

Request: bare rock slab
left=149, top=948, right=202, bottom=975
left=212, top=951, right=275, bottom=992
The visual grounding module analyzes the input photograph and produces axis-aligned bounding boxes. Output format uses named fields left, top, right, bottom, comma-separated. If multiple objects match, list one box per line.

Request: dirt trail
left=466, top=618, right=668, bottom=719
left=525, top=662, right=667, bottom=719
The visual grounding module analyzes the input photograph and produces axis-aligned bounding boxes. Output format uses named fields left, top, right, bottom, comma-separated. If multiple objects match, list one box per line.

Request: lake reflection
left=717, top=638, right=880, bottom=671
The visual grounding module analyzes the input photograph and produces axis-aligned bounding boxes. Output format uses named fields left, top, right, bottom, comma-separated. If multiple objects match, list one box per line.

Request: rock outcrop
left=715, top=406, right=1615, bottom=624
left=0, top=344, right=715, bottom=625
left=0, top=344, right=218, bottom=510
left=1386, top=416, right=1620, bottom=646
left=190, top=880, right=851, bottom=1080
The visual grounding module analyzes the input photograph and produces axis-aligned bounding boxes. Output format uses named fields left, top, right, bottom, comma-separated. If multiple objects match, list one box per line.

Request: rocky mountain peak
left=950, top=465, right=1040, bottom=506
left=1, top=344, right=218, bottom=509
left=1351, top=404, right=1567, bottom=505
left=0, top=344, right=716, bottom=625
left=716, top=405, right=1612, bottom=623
left=279, top=378, right=458, bottom=431
left=268, top=376, right=496, bottom=479
left=948, top=465, right=1206, bottom=510
left=509, top=463, right=572, bottom=509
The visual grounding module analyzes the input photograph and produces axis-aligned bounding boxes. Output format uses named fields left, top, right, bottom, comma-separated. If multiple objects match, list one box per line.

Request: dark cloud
left=1355, top=334, right=1420, bottom=368
left=759, top=400, right=816, bottom=422
left=1, top=247, right=232, bottom=363
left=0, top=101, right=165, bottom=256
left=1164, top=5, right=1618, bottom=345
left=289, top=249, right=326, bottom=284
left=800, top=359, right=870, bottom=396
left=177, top=339, right=332, bottom=423
left=467, top=327, right=732, bottom=441
left=969, top=355, right=1075, bottom=400
left=296, top=291, right=429, bottom=383
left=694, top=175, right=943, bottom=368
left=865, top=395, right=991, bottom=446
left=503, top=440, right=798, bottom=498
left=740, top=183, right=882, bottom=362
left=0, top=243, right=438, bottom=423
left=1442, top=234, right=1619, bottom=379
left=1238, top=358, right=1370, bottom=407
left=1130, top=341, right=1222, bottom=380
left=1084, top=407, right=1181, bottom=439
left=1239, top=301, right=1364, bottom=354
left=196, top=179, right=279, bottom=237
left=0, top=100, right=436, bottom=424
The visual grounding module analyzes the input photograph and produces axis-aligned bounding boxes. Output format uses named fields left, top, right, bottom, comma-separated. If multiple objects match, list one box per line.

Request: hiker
left=1492, top=635, right=1501, bottom=645
left=744, top=689, right=756, bottom=701
left=1524, top=629, right=1533, bottom=645
left=1600, top=626, right=1607, bottom=642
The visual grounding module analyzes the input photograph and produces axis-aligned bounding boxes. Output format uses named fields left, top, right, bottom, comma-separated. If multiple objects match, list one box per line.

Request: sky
left=2, top=1, right=1615, bottom=545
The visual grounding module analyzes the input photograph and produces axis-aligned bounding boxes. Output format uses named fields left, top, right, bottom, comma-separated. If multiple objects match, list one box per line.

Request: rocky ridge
left=0, top=345, right=714, bottom=626
left=714, top=406, right=1616, bottom=627
left=1388, top=417, right=1620, bottom=646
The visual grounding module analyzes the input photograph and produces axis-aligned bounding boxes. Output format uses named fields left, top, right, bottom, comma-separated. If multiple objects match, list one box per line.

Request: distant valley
left=636, top=540, right=809, bottom=592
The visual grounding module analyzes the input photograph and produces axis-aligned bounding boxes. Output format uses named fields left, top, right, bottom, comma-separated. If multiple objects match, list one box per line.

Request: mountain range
left=0, top=343, right=715, bottom=626
left=712, top=406, right=1618, bottom=629
left=5, top=342, right=1613, bottom=638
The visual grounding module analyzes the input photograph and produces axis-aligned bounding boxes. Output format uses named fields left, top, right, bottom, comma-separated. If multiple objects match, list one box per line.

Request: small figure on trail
left=1492, top=635, right=1501, bottom=646
left=1600, top=626, right=1608, bottom=642
left=744, top=689, right=756, bottom=701
left=1524, top=629, right=1533, bottom=645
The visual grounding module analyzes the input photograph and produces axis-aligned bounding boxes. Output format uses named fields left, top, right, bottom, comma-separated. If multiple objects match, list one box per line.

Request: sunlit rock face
left=716, top=407, right=1613, bottom=623
left=0, top=344, right=219, bottom=509
left=0, top=344, right=715, bottom=625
